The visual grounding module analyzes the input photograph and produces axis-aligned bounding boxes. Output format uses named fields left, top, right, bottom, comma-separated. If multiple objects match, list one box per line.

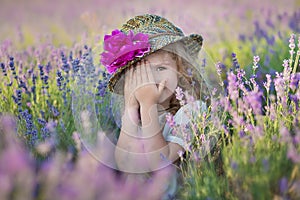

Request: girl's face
left=145, top=51, right=178, bottom=105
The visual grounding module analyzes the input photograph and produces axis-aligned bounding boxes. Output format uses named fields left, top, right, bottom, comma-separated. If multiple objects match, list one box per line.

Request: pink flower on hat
left=100, top=29, right=151, bottom=74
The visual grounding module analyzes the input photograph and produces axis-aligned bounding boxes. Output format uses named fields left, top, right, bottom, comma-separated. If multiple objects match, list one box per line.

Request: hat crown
left=121, top=14, right=184, bottom=37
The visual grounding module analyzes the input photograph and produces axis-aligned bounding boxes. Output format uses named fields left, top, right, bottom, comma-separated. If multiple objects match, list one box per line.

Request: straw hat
left=101, top=14, right=204, bottom=94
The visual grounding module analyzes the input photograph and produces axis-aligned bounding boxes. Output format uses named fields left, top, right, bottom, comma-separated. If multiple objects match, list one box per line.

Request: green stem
left=292, top=51, right=299, bottom=74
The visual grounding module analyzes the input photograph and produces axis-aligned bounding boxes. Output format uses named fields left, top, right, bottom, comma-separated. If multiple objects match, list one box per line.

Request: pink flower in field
left=279, top=125, right=292, bottom=143
left=289, top=73, right=300, bottom=91
left=287, top=146, right=300, bottom=163
left=289, top=34, right=295, bottom=50
left=199, top=133, right=206, bottom=143
left=100, top=29, right=151, bottom=74
left=253, top=55, right=260, bottom=64
left=263, top=74, right=272, bottom=93
left=253, top=55, right=260, bottom=70
left=282, top=59, right=289, bottom=69
left=0, top=146, right=31, bottom=175
left=279, top=177, right=288, bottom=195
left=243, top=90, right=262, bottom=115
left=177, top=150, right=184, bottom=158
left=184, top=91, right=195, bottom=104
left=165, top=112, right=175, bottom=129
left=215, top=61, right=223, bottom=76
left=175, top=86, right=185, bottom=105
left=227, top=72, right=239, bottom=101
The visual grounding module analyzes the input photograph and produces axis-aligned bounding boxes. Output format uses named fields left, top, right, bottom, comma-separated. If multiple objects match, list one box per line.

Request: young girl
left=100, top=14, right=210, bottom=199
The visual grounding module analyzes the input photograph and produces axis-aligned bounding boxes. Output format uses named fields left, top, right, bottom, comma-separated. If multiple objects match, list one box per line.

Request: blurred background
left=0, top=0, right=298, bottom=46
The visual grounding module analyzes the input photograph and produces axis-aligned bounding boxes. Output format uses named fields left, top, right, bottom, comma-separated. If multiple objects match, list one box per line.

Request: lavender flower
left=279, top=177, right=288, bottom=195
left=56, top=70, right=64, bottom=90
left=37, top=118, right=47, bottom=126
left=96, top=79, right=107, bottom=97
left=49, top=103, right=60, bottom=118
left=184, top=90, right=195, bottom=104
left=72, top=58, right=80, bottom=73
left=287, top=146, right=300, bottom=163
left=16, top=89, right=22, bottom=106
left=9, top=56, right=15, bottom=71
left=227, top=72, right=239, bottom=101
left=265, top=18, right=275, bottom=29
left=264, top=54, right=270, bottom=67
left=282, top=59, right=291, bottom=81
left=262, top=158, right=269, bottom=172
left=199, top=133, right=206, bottom=143
left=215, top=61, right=223, bottom=76
left=290, top=73, right=300, bottom=93
left=243, top=91, right=262, bottom=115
left=175, top=86, right=185, bottom=106
left=0, top=62, right=7, bottom=76
left=289, top=34, right=295, bottom=57
left=238, top=130, right=245, bottom=138
left=274, top=73, right=287, bottom=107
left=231, top=53, right=240, bottom=69
left=249, top=77, right=259, bottom=93
left=230, top=160, right=238, bottom=170
left=61, top=51, right=70, bottom=73
left=21, top=109, right=38, bottom=145
left=236, top=68, right=245, bottom=82
left=263, top=74, right=272, bottom=93
left=177, top=150, right=184, bottom=158
left=38, top=64, right=44, bottom=79
left=45, top=62, right=52, bottom=74
left=266, top=35, right=275, bottom=46
left=252, top=55, right=260, bottom=71
left=279, top=125, right=291, bottom=143
left=165, top=113, right=175, bottom=129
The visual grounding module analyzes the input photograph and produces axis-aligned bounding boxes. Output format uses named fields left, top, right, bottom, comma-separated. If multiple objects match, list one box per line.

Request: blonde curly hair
left=161, top=42, right=211, bottom=115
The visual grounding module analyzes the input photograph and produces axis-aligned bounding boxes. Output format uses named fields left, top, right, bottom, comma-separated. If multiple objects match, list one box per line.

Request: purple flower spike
left=166, top=113, right=176, bottom=129
left=100, top=29, right=151, bottom=74
left=227, top=72, right=239, bottom=101
left=279, top=177, right=288, bottom=195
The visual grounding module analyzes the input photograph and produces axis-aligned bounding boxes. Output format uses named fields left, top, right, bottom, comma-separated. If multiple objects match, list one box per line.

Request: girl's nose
left=150, top=68, right=160, bottom=83
left=154, top=75, right=161, bottom=84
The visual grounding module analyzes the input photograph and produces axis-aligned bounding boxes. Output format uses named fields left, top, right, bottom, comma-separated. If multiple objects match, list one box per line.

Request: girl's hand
left=123, top=66, right=140, bottom=128
left=124, top=67, right=139, bottom=109
left=134, top=60, right=166, bottom=106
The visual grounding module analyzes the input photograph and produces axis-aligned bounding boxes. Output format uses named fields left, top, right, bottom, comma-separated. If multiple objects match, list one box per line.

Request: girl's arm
left=135, top=61, right=183, bottom=170
left=115, top=67, right=143, bottom=172
left=139, top=103, right=183, bottom=170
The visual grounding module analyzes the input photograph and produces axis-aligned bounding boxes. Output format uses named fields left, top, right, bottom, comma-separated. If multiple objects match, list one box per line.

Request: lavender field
left=0, top=0, right=300, bottom=199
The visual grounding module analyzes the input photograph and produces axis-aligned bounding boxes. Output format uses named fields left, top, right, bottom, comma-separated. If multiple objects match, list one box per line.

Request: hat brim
left=107, top=33, right=203, bottom=94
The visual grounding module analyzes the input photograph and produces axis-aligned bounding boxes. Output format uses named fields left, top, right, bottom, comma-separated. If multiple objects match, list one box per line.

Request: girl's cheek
left=168, top=77, right=178, bottom=91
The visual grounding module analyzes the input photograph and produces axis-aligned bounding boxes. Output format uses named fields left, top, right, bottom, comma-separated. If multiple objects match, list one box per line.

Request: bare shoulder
left=167, top=142, right=184, bottom=162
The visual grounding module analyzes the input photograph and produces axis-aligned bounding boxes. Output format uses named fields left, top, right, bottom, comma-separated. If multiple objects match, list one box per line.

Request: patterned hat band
left=148, top=32, right=183, bottom=39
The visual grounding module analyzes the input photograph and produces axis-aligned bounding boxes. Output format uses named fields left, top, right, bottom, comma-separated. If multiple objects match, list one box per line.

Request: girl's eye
left=156, top=66, right=167, bottom=71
